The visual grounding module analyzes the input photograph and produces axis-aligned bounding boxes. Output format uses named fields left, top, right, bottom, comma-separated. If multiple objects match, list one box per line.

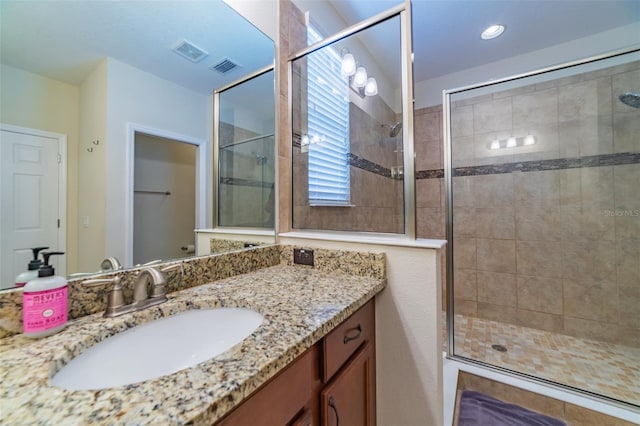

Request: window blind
left=307, top=26, right=350, bottom=204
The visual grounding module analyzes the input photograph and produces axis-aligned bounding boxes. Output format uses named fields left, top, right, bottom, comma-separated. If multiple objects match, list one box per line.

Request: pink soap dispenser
left=22, top=251, right=68, bottom=338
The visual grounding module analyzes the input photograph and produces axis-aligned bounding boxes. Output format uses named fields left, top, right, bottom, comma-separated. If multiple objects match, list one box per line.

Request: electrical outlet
left=293, top=248, right=314, bottom=266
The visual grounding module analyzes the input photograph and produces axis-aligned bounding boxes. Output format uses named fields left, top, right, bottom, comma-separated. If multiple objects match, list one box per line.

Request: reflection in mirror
left=291, top=14, right=404, bottom=233
left=216, top=68, right=275, bottom=229
left=0, top=0, right=274, bottom=289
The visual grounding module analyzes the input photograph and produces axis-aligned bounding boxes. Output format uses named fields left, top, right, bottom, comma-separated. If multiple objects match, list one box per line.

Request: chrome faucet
left=132, top=266, right=166, bottom=308
left=100, top=257, right=122, bottom=272
left=82, top=263, right=183, bottom=318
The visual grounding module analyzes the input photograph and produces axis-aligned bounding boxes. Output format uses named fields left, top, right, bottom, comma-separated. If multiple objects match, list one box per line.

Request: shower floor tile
left=446, top=314, right=640, bottom=406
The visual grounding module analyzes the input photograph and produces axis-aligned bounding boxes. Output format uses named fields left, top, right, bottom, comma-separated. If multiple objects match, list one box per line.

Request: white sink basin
left=51, top=308, right=263, bottom=390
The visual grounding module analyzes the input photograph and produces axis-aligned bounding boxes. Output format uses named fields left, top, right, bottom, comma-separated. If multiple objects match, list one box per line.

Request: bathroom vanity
left=0, top=246, right=385, bottom=425
left=218, top=299, right=375, bottom=425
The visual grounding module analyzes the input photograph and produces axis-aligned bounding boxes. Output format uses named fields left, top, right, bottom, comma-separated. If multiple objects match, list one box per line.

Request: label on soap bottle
left=23, top=286, right=68, bottom=333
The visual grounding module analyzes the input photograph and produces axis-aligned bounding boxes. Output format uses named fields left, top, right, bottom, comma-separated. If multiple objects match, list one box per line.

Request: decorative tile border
left=293, top=132, right=395, bottom=179
left=348, top=153, right=392, bottom=178
left=417, top=152, right=640, bottom=179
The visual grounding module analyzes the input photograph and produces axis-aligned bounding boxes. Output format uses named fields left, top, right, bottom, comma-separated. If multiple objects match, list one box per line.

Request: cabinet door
left=321, top=341, right=375, bottom=426
left=216, top=346, right=319, bottom=425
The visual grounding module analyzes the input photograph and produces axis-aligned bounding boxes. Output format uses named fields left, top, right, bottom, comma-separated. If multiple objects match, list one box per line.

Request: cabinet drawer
left=322, top=299, right=374, bottom=383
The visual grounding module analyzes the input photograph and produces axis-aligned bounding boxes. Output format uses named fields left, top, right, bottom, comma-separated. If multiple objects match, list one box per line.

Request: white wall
left=223, top=0, right=277, bottom=42
left=414, top=23, right=640, bottom=108
left=104, top=58, right=210, bottom=265
left=279, top=235, right=445, bottom=426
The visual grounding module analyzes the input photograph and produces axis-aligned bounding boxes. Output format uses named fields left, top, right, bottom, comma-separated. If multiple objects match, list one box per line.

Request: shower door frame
left=442, top=46, right=640, bottom=407
left=213, top=64, right=276, bottom=232
left=286, top=1, right=417, bottom=239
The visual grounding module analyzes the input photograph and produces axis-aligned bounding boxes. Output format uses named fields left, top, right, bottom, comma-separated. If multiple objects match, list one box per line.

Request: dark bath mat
left=458, top=390, right=566, bottom=426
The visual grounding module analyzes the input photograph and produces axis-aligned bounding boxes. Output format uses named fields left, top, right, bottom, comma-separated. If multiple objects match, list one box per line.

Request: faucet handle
left=82, top=276, right=125, bottom=317
left=161, top=262, right=183, bottom=276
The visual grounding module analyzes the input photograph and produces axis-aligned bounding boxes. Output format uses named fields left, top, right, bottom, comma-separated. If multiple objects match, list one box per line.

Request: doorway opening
left=127, top=124, right=206, bottom=266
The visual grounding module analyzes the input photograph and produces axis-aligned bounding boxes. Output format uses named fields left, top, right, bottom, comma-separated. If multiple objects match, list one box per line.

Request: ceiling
left=0, top=0, right=274, bottom=95
left=325, top=0, right=640, bottom=83
left=1, top=1, right=638, bottom=96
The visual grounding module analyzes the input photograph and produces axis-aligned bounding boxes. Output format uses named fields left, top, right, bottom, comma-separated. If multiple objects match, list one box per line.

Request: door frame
left=125, top=123, right=207, bottom=267
left=0, top=123, right=67, bottom=278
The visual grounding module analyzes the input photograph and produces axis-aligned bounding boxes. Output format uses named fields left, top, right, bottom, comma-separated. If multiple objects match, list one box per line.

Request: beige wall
left=416, top=59, right=640, bottom=347
left=0, top=64, right=80, bottom=274
left=77, top=60, right=108, bottom=273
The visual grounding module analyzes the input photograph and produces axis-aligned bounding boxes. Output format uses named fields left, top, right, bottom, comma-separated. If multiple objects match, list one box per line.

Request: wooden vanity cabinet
left=215, top=345, right=321, bottom=426
left=320, top=341, right=375, bottom=426
left=320, top=300, right=375, bottom=426
left=215, top=299, right=375, bottom=426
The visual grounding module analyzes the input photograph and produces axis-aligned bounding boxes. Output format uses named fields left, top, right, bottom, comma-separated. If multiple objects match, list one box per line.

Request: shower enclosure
left=443, top=49, right=640, bottom=407
left=214, top=67, right=275, bottom=229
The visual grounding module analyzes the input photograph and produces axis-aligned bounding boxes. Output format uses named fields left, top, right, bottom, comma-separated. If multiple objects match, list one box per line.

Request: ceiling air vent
left=172, top=40, right=208, bottom=63
left=210, top=58, right=240, bottom=74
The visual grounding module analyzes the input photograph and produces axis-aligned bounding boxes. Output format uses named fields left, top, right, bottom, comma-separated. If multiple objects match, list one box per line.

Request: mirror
left=0, top=0, right=275, bottom=289
left=291, top=11, right=406, bottom=234
left=216, top=68, right=275, bottom=229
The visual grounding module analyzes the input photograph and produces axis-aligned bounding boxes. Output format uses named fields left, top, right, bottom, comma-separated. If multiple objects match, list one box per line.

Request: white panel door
left=0, top=129, right=61, bottom=288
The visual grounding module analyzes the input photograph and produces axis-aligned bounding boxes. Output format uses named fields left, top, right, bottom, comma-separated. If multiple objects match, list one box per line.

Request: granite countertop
left=0, top=264, right=385, bottom=425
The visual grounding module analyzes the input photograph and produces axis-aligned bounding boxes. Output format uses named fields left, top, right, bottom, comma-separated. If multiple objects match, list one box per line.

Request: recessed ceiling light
left=481, top=24, right=505, bottom=40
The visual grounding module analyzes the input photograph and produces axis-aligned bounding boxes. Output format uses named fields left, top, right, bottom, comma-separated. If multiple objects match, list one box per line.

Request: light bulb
left=353, top=66, right=368, bottom=88
left=490, top=139, right=500, bottom=150
left=301, top=134, right=309, bottom=146
left=364, top=77, right=378, bottom=96
left=341, top=53, right=356, bottom=77
left=523, top=134, right=536, bottom=146
left=506, top=136, right=517, bottom=148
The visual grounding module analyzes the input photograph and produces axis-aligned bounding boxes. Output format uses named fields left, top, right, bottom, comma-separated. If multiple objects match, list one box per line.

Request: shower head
left=385, top=121, right=402, bottom=138
left=619, top=92, right=640, bottom=108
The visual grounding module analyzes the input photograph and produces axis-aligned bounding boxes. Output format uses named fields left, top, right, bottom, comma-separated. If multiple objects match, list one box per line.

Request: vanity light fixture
left=340, top=49, right=378, bottom=98
left=481, top=24, right=505, bottom=40
left=488, top=134, right=537, bottom=150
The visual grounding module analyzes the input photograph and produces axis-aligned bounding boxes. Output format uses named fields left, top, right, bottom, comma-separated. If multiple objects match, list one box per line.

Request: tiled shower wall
left=292, top=70, right=404, bottom=233
left=292, top=110, right=403, bottom=232
left=416, top=60, right=640, bottom=347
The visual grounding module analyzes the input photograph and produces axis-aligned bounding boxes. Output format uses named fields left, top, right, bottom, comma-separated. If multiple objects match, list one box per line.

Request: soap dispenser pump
left=15, top=246, right=50, bottom=287
left=22, top=251, right=68, bottom=338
